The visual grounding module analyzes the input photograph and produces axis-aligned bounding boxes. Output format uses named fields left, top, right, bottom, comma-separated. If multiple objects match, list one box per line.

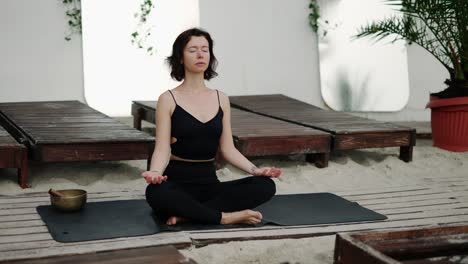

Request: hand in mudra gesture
left=142, top=171, right=168, bottom=184
left=252, top=167, right=281, bottom=178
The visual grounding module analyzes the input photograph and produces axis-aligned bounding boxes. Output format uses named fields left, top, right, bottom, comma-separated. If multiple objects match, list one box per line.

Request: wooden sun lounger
left=230, top=94, right=416, bottom=162
left=132, top=101, right=332, bottom=167
left=0, top=124, right=28, bottom=188
left=0, top=101, right=155, bottom=185
left=334, top=224, right=468, bottom=264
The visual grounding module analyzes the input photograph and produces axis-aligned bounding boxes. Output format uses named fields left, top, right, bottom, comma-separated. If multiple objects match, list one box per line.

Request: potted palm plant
left=356, top=0, right=468, bottom=151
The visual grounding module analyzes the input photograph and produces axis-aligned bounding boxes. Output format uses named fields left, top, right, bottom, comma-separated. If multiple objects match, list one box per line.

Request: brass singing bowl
left=50, top=189, right=87, bottom=212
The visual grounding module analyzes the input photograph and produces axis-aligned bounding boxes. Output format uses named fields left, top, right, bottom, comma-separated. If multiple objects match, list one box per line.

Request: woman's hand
left=142, top=171, right=168, bottom=184
left=252, top=167, right=281, bottom=178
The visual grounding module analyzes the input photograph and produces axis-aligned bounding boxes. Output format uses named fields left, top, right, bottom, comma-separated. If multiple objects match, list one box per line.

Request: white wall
left=199, top=0, right=324, bottom=108
left=0, top=0, right=84, bottom=103
left=354, top=44, right=449, bottom=122
left=82, top=0, right=199, bottom=116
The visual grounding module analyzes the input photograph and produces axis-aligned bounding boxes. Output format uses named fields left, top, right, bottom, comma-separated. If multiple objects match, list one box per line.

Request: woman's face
left=182, top=36, right=210, bottom=74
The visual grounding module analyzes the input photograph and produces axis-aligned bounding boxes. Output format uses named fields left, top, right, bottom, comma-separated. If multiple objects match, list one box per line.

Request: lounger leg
left=147, top=142, right=155, bottom=171
left=399, top=145, right=413, bottom=162
left=134, top=108, right=143, bottom=130
left=306, top=153, right=329, bottom=168
left=18, top=150, right=28, bottom=189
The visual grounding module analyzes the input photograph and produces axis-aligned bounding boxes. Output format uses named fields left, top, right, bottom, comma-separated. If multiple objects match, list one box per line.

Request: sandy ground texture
left=1, top=118, right=467, bottom=263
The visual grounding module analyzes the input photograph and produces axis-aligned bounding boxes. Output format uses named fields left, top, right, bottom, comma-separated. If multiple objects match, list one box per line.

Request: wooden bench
left=334, top=224, right=468, bottom=264
left=132, top=100, right=332, bottom=167
left=230, top=94, right=417, bottom=162
left=0, top=101, right=155, bottom=187
left=0, top=123, right=27, bottom=188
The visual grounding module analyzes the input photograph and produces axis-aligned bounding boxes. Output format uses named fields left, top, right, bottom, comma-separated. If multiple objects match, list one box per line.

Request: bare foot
left=166, top=216, right=187, bottom=225
left=220, top=210, right=263, bottom=225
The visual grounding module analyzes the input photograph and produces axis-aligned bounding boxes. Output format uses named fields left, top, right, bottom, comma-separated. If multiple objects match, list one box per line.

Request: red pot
left=426, top=96, right=468, bottom=152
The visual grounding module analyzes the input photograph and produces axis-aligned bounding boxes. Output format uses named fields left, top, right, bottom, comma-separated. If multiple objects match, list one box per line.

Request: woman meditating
left=142, top=28, right=281, bottom=226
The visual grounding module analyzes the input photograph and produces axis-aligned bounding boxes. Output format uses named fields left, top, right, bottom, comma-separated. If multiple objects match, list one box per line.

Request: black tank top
left=168, top=89, right=223, bottom=160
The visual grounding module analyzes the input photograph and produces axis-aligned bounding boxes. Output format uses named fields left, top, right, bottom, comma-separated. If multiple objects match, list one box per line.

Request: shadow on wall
left=334, top=68, right=377, bottom=111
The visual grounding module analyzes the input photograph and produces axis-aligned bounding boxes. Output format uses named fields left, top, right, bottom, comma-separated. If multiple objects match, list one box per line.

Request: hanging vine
left=61, top=0, right=155, bottom=55
left=62, top=0, right=81, bottom=41
left=308, top=0, right=320, bottom=33
left=308, top=0, right=339, bottom=39
left=131, top=0, right=156, bottom=55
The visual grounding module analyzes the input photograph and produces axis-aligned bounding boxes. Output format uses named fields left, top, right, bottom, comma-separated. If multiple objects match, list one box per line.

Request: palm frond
left=356, top=0, right=468, bottom=81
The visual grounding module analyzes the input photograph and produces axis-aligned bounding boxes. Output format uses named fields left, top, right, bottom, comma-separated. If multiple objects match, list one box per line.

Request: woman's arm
left=143, top=92, right=173, bottom=184
left=218, top=92, right=280, bottom=177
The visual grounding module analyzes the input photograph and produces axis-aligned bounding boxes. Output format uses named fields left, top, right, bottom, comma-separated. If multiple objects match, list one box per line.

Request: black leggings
left=145, top=161, right=276, bottom=224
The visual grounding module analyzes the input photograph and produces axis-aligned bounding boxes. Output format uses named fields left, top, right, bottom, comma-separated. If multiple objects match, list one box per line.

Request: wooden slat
left=21, top=123, right=129, bottom=128
left=34, top=143, right=151, bottom=162
left=0, top=220, right=45, bottom=229
left=370, top=234, right=468, bottom=260
left=0, top=190, right=143, bottom=205
left=189, top=215, right=468, bottom=246
left=342, top=185, right=468, bottom=201
left=402, top=255, right=468, bottom=264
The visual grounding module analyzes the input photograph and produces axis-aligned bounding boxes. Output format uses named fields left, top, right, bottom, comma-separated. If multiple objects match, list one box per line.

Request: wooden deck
left=0, top=125, right=27, bottom=188
left=0, top=190, right=192, bottom=262
left=132, top=101, right=332, bottom=167
left=230, top=94, right=416, bottom=162
left=0, top=101, right=155, bottom=178
left=1, top=176, right=467, bottom=262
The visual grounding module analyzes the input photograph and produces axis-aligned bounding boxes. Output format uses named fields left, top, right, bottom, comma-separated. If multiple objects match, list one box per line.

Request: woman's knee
left=145, top=183, right=172, bottom=209
left=252, top=176, right=276, bottom=199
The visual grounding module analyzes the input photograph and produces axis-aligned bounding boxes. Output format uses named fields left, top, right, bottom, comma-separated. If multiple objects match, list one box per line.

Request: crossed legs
left=145, top=176, right=276, bottom=225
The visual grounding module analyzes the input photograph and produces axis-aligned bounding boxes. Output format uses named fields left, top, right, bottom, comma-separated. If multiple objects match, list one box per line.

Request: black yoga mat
left=256, top=193, right=387, bottom=226
left=37, top=199, right=162, bottom=243
left=37, top=193, right=386, bottom=243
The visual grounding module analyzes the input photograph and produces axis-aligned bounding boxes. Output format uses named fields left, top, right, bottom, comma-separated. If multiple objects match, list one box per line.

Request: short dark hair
left=166, top=28, right=218, bottom=81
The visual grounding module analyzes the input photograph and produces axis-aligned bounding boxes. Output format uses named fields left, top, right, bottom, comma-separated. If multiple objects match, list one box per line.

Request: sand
left=1, top=118, right=467, bottom=263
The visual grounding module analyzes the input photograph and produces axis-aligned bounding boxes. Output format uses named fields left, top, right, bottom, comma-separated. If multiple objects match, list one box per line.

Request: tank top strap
left=216, top=89, right=220, bottom=107
left=168, top=90, right=177, bottom=105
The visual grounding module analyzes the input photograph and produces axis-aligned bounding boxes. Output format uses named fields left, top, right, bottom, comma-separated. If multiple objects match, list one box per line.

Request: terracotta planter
left=426, top=96, right=468, bottom=152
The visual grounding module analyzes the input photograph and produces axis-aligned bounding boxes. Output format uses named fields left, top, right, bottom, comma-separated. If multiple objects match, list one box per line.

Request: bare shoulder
left=157, top=90, right=176, bottom=111
left=216, top=90, right=230, bottom=109
left=158, top=90, right=173, bottom=101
